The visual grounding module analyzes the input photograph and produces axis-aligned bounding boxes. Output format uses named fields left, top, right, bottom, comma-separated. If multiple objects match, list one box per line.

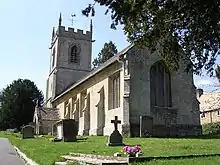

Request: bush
left=202, top=122, right=220, bottom=135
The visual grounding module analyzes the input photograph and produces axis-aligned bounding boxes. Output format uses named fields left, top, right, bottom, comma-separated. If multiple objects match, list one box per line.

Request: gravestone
left=107, top=116, right=125, bottom=146
left=6, top=129, right=16, bottom=134
left=140, top=116, right=153, bottom=137
left=54, top=119, right=78, bottom=142
left=22, top=125, right=34, bottom=139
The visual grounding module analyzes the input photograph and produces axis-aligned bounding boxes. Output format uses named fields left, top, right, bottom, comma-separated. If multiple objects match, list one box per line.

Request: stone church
left=39, top=14, right=202, bottom=137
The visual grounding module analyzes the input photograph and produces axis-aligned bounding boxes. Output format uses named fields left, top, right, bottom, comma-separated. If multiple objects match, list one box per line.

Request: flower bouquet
left=122, top=145, right=142, bottom=157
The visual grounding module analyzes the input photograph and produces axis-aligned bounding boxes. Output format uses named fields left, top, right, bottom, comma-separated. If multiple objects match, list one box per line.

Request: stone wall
left=53, top=62, right=126, bottom=136
left=130, top=123, right=202, bottom=137
left=56, top=36, right=92, bottom=71
left=127, top=46, right=201, bottom=137
left=56, top=68, right=90, bottom=95
left=39, top=120, right=57, bottom=135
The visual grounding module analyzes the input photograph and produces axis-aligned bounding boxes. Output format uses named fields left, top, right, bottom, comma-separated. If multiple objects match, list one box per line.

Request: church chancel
left=40, top=13, right=202, bottom=137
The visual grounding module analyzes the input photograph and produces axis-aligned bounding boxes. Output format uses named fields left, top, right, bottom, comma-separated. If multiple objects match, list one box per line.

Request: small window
left=217, top=110, right=220, bottom=116
left=108, top=72, right=120, bottom=109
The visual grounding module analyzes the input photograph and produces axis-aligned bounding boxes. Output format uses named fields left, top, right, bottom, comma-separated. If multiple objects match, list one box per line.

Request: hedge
left=202, top=122, right=220, bottom=135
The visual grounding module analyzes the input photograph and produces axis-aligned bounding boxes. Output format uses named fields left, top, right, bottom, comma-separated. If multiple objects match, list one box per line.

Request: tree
left=215, top=66, right=220, bottom=83
left=82, top=0, right=220, bottom=76
left=0, top=90, right=2, bottom=103
left=0, top=79, right=44, bottom=130
left=92, top=41, right=118, bottom=68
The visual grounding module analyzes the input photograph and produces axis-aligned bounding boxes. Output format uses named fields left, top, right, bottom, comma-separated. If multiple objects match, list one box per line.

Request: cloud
left=193, top=75, right=220, bottom=92
left=193, top=74, right=217, bottom=87
left=196, top=79, right=212, bottom=85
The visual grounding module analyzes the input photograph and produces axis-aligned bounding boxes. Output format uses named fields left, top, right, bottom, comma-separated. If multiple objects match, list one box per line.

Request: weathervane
left=69, top=13, right=76, bottom=27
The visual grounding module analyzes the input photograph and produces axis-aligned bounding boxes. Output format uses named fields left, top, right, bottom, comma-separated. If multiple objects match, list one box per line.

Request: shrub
left=202, top=122, right=220, bottom=135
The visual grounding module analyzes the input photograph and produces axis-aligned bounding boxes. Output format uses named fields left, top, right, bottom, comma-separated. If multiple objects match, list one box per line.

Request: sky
left=0, top=0, right=219, bottom=95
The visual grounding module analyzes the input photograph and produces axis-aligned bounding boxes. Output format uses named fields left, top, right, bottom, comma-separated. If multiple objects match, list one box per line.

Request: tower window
left=70, top=45, right=79, bottom=64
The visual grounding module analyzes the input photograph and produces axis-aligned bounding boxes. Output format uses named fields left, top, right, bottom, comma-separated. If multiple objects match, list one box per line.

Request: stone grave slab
left=61, top=153, right=128, bottom=165
left=54, top=119, right=78, bottom=142
left=140, top=116, right=153, bottom=137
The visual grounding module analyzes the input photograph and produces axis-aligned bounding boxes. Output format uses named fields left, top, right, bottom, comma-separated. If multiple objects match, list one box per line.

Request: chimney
left=196, top=88, right=203, bottom=98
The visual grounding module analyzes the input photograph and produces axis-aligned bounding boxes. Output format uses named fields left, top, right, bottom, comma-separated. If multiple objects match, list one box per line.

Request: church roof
left=198, top=90, right=220, bottom=112
left=34, top=107, right=61, bottom=121
left=52, top=44, right=134, bottom=102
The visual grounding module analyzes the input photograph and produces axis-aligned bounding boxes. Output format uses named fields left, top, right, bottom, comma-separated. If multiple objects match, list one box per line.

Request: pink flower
left=122, top=145, right=141, bottom=155
left=126, top=147, right=132, bottom=153
left=134, top=145, right=141, bottom=152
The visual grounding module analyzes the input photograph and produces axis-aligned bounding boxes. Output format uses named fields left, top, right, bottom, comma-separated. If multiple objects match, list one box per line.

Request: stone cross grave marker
left=111, top=116, right=121, bottom=130
left=107, top=116, right=124, bottom=146
left=22, top=125, right=34, bottom=139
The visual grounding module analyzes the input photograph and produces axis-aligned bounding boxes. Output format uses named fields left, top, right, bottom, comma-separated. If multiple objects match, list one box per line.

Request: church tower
left=45, top=13, right=93, bottom=107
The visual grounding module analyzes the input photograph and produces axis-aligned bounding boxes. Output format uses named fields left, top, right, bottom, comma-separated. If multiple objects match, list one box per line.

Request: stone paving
left=61, top=154, right=128, bottom=165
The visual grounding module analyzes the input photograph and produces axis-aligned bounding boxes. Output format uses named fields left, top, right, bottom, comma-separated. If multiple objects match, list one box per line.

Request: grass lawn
left=1, top=132, right=220, bottom=165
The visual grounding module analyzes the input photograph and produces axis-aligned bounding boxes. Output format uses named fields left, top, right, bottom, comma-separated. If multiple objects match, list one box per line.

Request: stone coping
left=68, top=153, right=127, bottom=161
left=62, top=155, right=128, bottom=165
left=65, top=152, right=220, bottom=164
left=128, top=153, right=220, bottom=163
left=14, top=146, right=38, bottom=165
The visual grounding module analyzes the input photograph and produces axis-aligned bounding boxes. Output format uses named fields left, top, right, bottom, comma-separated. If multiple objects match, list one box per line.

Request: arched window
left=70, top=45, right=78, bottom=63
left=150, top=61, right=172, bottom=107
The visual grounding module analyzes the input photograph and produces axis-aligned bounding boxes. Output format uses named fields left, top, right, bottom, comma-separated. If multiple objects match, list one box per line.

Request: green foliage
left=202, top=122, right=220, bottom=135
left=82, top=0, right=220, bottom=75
left=92, top=41, right=118, bottom=68
left=0, top=79, right=44, bottom=130
left=0, top=90, right=2, bottom=101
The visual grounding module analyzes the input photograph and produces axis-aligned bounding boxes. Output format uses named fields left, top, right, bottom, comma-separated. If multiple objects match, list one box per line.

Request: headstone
left=22, top=125, right=34, bottom=139
left=107, top=116, right=124, bottom=146
left=140, top=116, right=153, bottom=137
left=6, top=129, right=15, bottom=133
left=56, top=121, right=63, bottom=139
left=54, top=119, right=78, bottom=142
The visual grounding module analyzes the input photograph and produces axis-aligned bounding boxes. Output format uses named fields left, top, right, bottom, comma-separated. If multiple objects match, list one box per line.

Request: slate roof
left=35, top=107, right=61, bottom=121
left=198, top=90, right=220, bottom=112
left=52, top=43, right=134, bottom=102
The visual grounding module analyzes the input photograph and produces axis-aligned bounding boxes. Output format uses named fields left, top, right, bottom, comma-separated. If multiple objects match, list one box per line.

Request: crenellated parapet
left=56, top=26, right=92, bottom=41
left=50, top=13, right=93, bottom=47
